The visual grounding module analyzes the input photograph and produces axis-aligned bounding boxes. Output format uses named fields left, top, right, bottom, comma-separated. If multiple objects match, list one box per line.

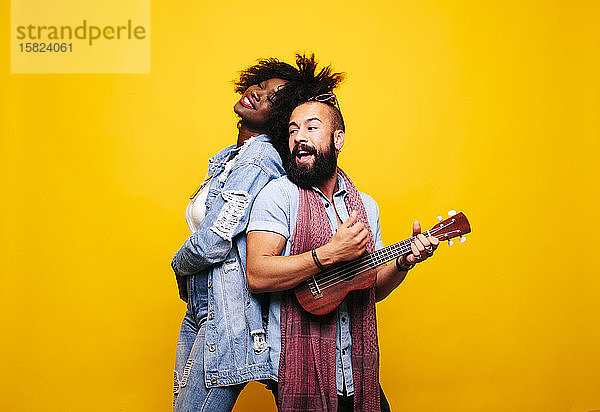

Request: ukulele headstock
left=429, top=210, right=471, bottom=246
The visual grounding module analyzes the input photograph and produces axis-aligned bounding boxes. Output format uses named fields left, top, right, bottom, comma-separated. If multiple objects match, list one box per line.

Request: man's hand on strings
left=398, top=220, right=440, bottom=267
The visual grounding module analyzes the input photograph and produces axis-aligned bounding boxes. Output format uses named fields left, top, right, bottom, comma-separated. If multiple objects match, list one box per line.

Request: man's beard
left=285, top=136, right=338, bottom=189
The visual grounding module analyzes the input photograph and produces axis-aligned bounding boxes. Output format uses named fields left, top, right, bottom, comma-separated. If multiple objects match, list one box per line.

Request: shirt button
left=342, top=349, right=346, bottom=355
left=208, top=281, right=212, bottom=288
left=211, top=378, right=217, bottom=384
left=325, top=202, right=330, bottom=208
left=209, top=344, right=215, bottom=352
left=209, top=313, right=214, bottom=320
left=341, top=317, right=346, bottom=323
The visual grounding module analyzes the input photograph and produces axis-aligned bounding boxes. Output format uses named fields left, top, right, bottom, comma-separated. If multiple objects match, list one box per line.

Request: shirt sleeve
left=171, top=157, right=281, bottom=276
left=247, top=180, right=290, bottom=240
left=373, top=209, right=384, bottom=250
left=359, top=192, right=384, bottom=250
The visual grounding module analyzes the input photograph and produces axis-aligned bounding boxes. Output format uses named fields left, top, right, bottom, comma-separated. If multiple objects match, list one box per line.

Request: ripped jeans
left=173, top=275, right=246, bottom=411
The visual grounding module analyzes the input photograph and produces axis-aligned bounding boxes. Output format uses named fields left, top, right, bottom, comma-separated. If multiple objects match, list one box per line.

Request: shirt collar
left=333, top=171, right=347, bottom=198
left=311, top=171, right=346, bottom=201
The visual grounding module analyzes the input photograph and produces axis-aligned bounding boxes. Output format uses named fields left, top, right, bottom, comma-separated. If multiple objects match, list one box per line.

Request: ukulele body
left=294, top=262, right=376, bottom=316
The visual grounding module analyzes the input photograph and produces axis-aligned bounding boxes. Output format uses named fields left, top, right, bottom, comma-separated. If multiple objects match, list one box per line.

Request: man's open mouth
left=293, top=145, right=316, bottom=164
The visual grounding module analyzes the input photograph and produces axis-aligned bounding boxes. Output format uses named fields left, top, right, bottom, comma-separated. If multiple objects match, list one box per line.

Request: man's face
left=285, top=102, right=344, bottom=188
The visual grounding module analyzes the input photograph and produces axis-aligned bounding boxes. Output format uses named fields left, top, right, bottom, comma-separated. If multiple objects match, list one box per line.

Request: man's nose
left=293, top=128, right=308, bottom=143
left=251, top=89, right=260, bottom=102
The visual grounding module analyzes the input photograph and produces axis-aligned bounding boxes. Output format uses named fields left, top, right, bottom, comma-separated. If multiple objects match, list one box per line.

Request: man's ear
left=334, top=130, right=345, bottom=153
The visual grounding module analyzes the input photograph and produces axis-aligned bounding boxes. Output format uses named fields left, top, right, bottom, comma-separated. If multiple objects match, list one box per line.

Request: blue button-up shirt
left=247, top=173, right=383, bottom=395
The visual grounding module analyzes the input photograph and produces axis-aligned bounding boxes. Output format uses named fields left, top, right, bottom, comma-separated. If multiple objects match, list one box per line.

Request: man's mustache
left=291, top=143, right=318, bottom=158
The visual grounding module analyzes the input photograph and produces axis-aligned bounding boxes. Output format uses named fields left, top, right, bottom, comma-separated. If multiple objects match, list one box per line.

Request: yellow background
left=1, top=0, right=599, bottom=411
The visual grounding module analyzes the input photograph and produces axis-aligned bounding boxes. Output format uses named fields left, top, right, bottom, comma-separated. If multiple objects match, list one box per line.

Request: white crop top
left=185, top=183, right=210, bottom=233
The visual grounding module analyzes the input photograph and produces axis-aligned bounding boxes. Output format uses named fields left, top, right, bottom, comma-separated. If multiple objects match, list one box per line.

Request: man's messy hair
left=234, top=53, right=345, bottom=163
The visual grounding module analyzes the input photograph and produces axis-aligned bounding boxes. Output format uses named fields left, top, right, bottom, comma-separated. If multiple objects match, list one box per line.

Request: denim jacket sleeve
left=171, top=151, right=283, bottom=277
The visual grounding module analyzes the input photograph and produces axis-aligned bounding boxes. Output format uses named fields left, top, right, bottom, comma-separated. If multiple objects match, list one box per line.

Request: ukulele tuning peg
left=437, top=216, right=443, bottom=222
left=448, top=240, right=454, bottom=247
left=448, top=210, right=457, bottom=217
left=459, top=236, right=466, bottom=243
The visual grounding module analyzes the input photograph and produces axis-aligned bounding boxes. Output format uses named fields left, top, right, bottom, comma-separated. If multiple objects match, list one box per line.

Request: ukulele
left=294, top=211, right=471, bottom=315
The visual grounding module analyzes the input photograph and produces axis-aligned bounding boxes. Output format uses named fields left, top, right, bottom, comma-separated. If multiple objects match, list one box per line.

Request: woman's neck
left=237, top=123, right=264, bottom=147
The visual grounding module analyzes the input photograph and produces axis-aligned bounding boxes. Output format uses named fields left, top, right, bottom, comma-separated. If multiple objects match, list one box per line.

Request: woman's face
left=234, top=78, right=287, bottom=128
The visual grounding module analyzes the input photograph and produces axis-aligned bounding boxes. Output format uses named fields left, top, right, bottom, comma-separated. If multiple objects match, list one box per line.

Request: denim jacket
left=171, top=134, right=284, bottom=387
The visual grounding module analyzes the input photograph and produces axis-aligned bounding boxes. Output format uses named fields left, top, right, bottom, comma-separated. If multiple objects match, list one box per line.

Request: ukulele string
left=314, top=228, right=460, bottom=292
left=308, top=228, right=460, bottom=290
left=308, top=227, right=447, bottom=292
left=310, top=239, right=412, bottom=288
left=312, top=243, right=413, bottom=291
left=309, top=227, right=447, bottom=291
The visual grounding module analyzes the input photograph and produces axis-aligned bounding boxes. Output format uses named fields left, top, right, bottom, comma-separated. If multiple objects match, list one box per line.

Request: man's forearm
left=246, top=244, right=337, bottom=293
left=246, top=216, right=369, bottom=294
left=374, top=262, right=409, bottom=302
left=251, top=248, right=409, bottom=300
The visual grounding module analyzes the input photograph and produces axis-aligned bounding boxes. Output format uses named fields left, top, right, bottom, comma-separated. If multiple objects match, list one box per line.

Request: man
left=246, top=95, right=440, bottom=411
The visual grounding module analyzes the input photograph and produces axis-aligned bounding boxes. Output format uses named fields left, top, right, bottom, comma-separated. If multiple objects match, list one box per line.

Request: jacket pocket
left=223, top=258, right=239, bottom=273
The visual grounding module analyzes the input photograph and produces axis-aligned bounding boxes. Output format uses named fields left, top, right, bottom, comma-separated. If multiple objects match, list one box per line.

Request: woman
left=171, top=54, right=344, bottom=411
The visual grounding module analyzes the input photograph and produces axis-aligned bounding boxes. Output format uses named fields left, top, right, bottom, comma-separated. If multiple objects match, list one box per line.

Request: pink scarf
left=278, top=169, right=380, bottom=411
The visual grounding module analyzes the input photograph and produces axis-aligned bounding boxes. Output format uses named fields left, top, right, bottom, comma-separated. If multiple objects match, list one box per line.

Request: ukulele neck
left=369, top=237, right=415, bottom=267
